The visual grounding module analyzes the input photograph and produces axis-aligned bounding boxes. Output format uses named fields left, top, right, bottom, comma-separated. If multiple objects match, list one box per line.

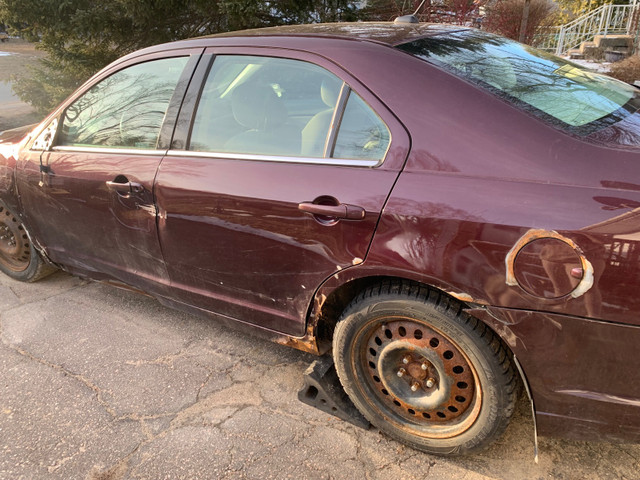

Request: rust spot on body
left=445, top=290, right=488, bottom=305
left=505, top=229, right=594, bottom=299
left=275, top=321, right=322, bottom=355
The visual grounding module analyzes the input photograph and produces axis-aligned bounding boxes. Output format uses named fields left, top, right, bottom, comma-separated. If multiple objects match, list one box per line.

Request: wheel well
left=313, top=276, right=517, bottom=363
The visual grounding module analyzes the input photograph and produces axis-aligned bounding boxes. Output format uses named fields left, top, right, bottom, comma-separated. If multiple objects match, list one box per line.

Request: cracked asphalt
left=1, top=271, right=639, bottom=479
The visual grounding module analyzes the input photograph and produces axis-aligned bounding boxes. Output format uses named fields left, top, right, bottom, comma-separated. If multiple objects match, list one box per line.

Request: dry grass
left=607, top=55, right=640, bottom=84
left=0, top=38, right=46, bottom=82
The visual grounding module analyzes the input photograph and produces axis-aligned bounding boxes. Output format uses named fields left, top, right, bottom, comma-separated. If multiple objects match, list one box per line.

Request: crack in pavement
left=3, top=343, right=120, bottom=419
left=195, top=367, right=217, bottom=403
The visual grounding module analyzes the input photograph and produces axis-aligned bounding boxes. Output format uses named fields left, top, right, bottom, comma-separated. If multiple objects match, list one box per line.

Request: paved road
left=0, top=79, right=20, bottom=103
left=1, top=271, right=639, bottom=479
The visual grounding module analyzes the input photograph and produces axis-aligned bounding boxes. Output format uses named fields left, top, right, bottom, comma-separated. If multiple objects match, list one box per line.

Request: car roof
left=203, top=22, right=468, bottom=47
left=114, top=22, right=470, bottom=68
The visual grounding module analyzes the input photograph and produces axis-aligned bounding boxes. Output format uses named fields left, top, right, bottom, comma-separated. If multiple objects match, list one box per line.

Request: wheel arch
left=311, top=273, right=514, bottom=361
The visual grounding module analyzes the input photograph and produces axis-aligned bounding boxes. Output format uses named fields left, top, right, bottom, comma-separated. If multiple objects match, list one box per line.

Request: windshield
left=397, top=30, right=640, bottom=135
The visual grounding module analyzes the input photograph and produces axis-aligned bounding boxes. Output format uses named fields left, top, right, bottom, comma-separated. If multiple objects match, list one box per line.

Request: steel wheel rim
left=352, top=316, right=482, bottom=439
left=0, top=206, right=31, bottom=273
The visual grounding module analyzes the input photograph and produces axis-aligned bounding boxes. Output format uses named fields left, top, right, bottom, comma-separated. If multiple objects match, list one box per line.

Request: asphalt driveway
left=1, top=271, right=639, bottom=479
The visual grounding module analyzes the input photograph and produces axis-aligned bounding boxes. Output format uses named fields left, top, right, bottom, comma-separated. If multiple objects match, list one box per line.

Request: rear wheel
left=0, top=203, right=56, bottom=282
left=333, top=282, right=518, bottom=456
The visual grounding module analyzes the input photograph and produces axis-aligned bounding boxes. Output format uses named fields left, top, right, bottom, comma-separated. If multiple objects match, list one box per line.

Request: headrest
left=232, top=82, right=287, bottom=130
left=321, top=78, right=341, bottom=108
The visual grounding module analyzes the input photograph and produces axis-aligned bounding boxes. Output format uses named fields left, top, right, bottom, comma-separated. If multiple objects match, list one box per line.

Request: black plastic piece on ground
left=298, top=356, right=371, bottom=430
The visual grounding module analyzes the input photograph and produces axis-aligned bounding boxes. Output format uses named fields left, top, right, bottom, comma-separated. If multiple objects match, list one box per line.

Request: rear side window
left=189, top=55, right=390, bottom=164
left=397, top=31, right=640, bottom=136
left=334, top=91, right=390, bottom=161
left=59, top=57, right=188, bottom=149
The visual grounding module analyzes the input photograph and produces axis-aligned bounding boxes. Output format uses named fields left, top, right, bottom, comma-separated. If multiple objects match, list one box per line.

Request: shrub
left=607, top=55, right=640, bottom=84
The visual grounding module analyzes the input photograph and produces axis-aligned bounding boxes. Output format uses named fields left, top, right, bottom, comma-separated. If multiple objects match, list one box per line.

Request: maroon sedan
left=2, top=22, right=640, bottom=455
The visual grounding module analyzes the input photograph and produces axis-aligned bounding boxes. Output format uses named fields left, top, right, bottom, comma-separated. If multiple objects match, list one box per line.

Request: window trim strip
left=166, top=149, right=380, bottom=167
left=50, top=145, right=381, bottom=166
left=51, top=145, right=380, bottom=166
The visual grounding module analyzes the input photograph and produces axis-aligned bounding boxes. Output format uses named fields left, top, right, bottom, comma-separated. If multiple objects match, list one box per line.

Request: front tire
left=0, top=203, right=56, bottom=282
left=333, top=281, right=518, bottom=456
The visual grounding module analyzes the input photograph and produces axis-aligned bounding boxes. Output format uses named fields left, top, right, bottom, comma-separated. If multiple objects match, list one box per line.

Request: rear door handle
left=106, top=179, right=144, bottom=195
left=298, top=202, right=366, bottom=220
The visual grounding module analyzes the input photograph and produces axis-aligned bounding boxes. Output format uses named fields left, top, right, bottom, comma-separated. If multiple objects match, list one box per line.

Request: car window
left=397, top=30, right=640, bottom=135
left=58, top=57, right=189, bottom=149
left=190, top=55, right=342, bottom=157
left=189, top=55, right=390, bottom=163
left=334, top=91, right=390, bottom=161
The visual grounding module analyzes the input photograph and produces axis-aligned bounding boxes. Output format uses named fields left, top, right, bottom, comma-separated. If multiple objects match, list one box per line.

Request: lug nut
left=402, top=356, right=411, bottom=365
left=421, top=363, right=428, bottom=371
left=410, top=382, right=419, bottom=392
left=426, top=378, right=436, bottom=388
left=397, top=368, right=406, bottom=378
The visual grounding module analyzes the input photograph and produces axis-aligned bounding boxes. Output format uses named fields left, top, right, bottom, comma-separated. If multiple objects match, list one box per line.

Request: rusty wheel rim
left=0, top=206, right=31, bottom=273
left=354, top=316, right=482, bottom=439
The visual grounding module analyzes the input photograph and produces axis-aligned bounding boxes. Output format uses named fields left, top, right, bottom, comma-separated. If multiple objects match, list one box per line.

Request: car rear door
left=16, top=50, right=202, bottom=295
left=154, top=48, right=410, bottom=336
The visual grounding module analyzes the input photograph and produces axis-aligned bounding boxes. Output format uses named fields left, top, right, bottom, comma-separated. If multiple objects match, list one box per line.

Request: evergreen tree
left=0, top=0, right=359, bottom=111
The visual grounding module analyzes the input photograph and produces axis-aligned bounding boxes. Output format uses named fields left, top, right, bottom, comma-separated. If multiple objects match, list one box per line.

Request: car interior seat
left=224, top=82, right=300, bottom=156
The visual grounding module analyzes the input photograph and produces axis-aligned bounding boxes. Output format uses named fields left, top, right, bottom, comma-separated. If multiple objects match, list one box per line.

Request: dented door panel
left=16, top=149, right=170, bottom=293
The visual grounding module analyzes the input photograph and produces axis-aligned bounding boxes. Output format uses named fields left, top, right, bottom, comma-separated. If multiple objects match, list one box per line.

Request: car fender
left=0, top=124, right=38, bottom=211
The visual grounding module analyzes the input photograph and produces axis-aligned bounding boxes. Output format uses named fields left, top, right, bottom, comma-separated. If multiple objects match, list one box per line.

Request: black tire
left=333, top=281, right=518, bottom=456
left=0, top=203, right=57, bottom=282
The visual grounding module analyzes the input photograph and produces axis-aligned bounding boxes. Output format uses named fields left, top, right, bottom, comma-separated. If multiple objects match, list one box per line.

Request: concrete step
left=580, top=41, right=602, bottom=59
left=593, top=34, right=633, bottom=49
left=579, top=41, right=596, bottom=54
left=568, top=49, right=585, bottom=59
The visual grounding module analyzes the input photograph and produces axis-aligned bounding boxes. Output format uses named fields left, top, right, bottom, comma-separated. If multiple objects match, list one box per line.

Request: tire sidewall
left=334, top=293, right=508, bottom=455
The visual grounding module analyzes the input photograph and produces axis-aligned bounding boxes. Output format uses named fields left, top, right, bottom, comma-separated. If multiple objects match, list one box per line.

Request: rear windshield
left=397, top=30, right=640, bottom=136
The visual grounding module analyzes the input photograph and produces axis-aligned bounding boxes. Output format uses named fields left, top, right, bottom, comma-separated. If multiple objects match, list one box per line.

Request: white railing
left=533, top=26, right=561, bottom=52
left=551, top=1, right=639, bottom=55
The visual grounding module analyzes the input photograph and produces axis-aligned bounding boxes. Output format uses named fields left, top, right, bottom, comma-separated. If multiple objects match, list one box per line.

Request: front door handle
left=106, top=179, right=144, bottom=195
left=298, top=202, right=366, bottom=220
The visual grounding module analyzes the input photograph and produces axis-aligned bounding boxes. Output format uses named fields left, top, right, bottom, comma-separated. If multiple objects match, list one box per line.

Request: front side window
left=59, top=57, right=189, bottom=149
left=397, top=31, right=640, bottom=135
left=189, top=55, right=390, bottom=163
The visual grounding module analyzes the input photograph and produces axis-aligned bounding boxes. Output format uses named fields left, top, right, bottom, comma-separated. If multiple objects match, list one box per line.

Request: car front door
left=154, top=50, right=410, bottom=336
left=16, top=51, right=200, bottom=294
